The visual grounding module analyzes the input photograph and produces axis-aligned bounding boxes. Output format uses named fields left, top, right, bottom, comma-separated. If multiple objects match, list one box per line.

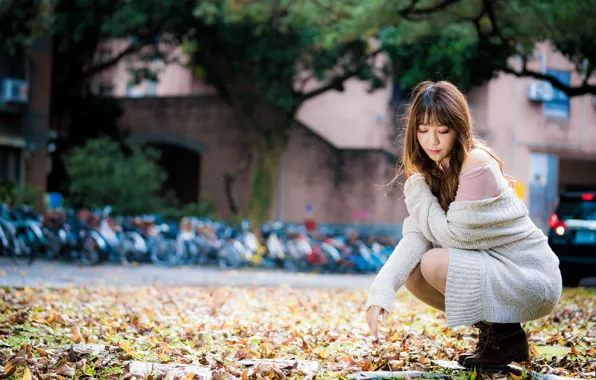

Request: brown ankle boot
left=463, top=323, right=530, bottom=371
left=457, top=322, right=491, bottom=365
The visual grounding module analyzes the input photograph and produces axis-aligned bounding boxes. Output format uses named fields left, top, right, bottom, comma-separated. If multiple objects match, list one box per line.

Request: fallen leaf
left=22, top=366, right=32, bottom=380
left=71, top=326, right=83, bottom=344
left=55, top=363, right=75, bottom=377
left=35, top=347, right=50, bottom=357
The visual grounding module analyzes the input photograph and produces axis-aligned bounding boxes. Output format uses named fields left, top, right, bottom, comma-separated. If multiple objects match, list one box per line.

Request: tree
left=174, top=0, right=596, bottom=223
left=49, top=0, right=196, bottom=130
left=382, top=0, right=596, bottom=95
left=7, top=0, right=594, bottom=222
left=188, top=1, right=390, bottom=223
left=4, top=0, right=387, bottom=222
left=64, top=138, right=167, bottom=215
left=47, top=0, right=197, bottom=193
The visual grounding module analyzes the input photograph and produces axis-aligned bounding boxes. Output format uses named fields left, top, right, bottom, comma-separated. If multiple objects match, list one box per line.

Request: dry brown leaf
left=71, top=326, right=83, bottom=344
left=1, top=285, right=594, bottom=378
left=34, top=347, right=51, bottom=357
left=271, top=366, right=286, bottom=380
left=54, top=363, right=75, bottom=378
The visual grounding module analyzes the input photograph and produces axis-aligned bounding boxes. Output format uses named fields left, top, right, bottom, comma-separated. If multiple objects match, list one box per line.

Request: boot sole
left=457, top=355, right=473, bottom=365
left=463, top=352, right=530, bottom=371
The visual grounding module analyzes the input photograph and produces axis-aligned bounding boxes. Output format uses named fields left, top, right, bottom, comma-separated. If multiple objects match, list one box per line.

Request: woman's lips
left=430, top=149, right=441, bottom=155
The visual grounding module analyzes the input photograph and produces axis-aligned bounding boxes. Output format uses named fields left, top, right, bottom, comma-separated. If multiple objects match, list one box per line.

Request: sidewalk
left=0, top=257, right=375, bottom=289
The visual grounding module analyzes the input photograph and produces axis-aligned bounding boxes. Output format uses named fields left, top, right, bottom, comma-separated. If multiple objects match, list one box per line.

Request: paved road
left=0, top=257, right=376, bottom=289
left=2, top=257, right=594, bottom=289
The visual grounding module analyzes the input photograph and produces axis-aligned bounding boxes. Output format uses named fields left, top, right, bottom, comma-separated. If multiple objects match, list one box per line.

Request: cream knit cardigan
left=366, top=174, right=562, bottom=327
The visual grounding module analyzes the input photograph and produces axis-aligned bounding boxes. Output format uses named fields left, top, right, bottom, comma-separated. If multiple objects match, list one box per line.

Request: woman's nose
left=430, top=131, right=440, bottom=145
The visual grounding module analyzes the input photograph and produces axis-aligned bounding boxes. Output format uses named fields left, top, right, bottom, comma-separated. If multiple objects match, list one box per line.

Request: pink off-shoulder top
left=455, top=158, right=510, bottom=201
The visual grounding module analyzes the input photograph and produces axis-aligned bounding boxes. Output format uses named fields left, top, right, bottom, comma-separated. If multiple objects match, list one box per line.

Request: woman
left=365, top=81, right=562, bottom=370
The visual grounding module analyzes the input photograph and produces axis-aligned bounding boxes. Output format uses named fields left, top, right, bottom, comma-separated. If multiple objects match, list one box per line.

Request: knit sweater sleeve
left=365, top=216, right=432, bottom=312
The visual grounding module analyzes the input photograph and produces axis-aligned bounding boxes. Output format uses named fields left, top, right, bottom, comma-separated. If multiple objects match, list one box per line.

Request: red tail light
left=549, top=214, right=559, bottom=228
left=549, top=213, right=566, bottom=235
left=582, top=193, right=594, bottom=201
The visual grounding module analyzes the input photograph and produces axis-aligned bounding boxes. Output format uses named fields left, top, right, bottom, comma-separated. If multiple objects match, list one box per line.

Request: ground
left=0, top=259, right=595, bottom=379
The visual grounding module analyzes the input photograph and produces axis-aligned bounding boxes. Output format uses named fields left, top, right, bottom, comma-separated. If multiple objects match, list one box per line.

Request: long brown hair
left=390, top=81, right=515, bottom=211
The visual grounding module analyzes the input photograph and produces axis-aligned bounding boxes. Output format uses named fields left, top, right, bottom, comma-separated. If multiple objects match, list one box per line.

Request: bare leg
left=420, top=248, right=450, bottom=294
left=405, top=264, right=446, bottom=311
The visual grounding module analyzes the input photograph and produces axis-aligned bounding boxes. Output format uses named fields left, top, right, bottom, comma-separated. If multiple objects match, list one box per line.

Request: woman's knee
left=420, top=248, right=449, bottom=283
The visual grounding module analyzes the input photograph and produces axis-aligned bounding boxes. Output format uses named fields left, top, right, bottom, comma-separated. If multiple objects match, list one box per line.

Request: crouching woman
left=365, top=81, right=562, bottom=370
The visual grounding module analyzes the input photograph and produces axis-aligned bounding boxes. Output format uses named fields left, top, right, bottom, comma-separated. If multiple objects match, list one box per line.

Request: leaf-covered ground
left=1, top=285, right=594, bottom=379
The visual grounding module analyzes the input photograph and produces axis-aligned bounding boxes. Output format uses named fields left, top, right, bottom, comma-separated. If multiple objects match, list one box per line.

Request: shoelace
left=475, top=325, right=497, bottom=355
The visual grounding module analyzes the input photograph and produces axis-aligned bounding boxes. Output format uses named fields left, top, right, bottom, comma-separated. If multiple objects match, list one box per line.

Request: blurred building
left=0, top=33, right=53, bottom=203
left=95, top=41, right=596, bottom=229
left=92, top=41, right=401, bottom=228
left=466, top=43, right=596, bottom=231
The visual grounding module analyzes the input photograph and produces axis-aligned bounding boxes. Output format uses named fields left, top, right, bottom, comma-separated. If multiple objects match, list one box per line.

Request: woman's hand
left=366, top=305, right=389, bottom=341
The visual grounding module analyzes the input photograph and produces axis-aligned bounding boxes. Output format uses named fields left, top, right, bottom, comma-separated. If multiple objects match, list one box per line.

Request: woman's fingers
left=382, top=309, right=389, bottom=325
left=366, top=306, right=380, bottom=339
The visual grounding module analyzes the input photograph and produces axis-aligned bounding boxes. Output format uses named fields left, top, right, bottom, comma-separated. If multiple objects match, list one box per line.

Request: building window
left=544, top=69, right=570, bottom=119
left=146, top=80, right=157, bottom=96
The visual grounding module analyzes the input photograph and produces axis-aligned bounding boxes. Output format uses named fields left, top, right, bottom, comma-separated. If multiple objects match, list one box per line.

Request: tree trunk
left=223, top=152, right=253, bottom=217
left=247, top=142, right=285, bottom=225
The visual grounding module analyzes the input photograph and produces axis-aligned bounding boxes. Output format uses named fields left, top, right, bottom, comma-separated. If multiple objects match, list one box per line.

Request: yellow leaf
left=22, top=366, right=32, bottom=380
left=319, top=349, right=329, bottom=359
left=510, top=374, right=521, bottom=380
left=182, top=372, right=196, bottom=380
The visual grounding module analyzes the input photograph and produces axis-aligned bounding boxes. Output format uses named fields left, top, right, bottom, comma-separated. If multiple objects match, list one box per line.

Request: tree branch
left=82, top=43, right=140, bottom=78
left=399, top=0, right=462, bottom=20
left=299, top=48, right=382, bottom=102
left=482, top=0, right=507, bottom=42
left=297, top=73, right=314, bottom=94
left=468, top=0, right=596, bottom=96
left=503, top=65, right=596, bottom=97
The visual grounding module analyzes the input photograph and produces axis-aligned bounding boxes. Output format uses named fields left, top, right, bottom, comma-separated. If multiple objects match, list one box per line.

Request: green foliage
left=64, top=138, right=167, bottom=215
left=48, top=95, right=126, bottom=194
left=0, top=180, right=41, bottom=206
left=380, top=0, right=596, bottom=93
left=517, top=0, right=596, bottom=73
left=159, top=196, right=218, bottom=221
left=382, top=23, right=514, bottom=91
left=190, top=1, right=385, bottom=114
left=0, top=0, right=49, bottom=54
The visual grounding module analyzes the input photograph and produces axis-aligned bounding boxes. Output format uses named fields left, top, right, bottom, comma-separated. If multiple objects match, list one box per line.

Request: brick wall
left=118, top=96, right=408, bottom=224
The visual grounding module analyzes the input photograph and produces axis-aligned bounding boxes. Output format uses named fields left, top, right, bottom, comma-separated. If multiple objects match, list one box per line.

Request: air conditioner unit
left=528, top=81, right=554, bottom=102
left=1, top=78, right=29, bottom=104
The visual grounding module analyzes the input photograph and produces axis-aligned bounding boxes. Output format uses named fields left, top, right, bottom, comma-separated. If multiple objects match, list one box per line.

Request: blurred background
left=0, top=0, right=595, bottom=284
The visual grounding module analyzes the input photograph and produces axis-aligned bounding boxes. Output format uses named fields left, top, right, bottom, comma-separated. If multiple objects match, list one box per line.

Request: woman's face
left=416, top=122, right=456, bottom=166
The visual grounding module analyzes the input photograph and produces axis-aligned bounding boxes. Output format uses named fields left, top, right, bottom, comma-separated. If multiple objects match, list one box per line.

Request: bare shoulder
left=462, top=149, right=493, bottom=170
